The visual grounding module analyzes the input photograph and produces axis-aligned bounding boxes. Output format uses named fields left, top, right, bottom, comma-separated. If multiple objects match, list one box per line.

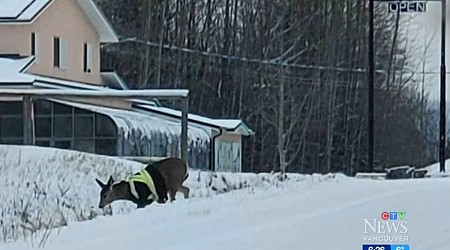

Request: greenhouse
left=0, top=99, right=211, bottom=170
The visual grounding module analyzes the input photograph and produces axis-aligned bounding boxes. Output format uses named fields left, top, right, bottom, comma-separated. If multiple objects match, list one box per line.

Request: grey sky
left=400, top=2, right=446, bottom=100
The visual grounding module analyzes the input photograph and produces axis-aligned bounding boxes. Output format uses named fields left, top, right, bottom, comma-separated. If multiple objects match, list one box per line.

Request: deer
left=95, top=157, right=190, bottom=209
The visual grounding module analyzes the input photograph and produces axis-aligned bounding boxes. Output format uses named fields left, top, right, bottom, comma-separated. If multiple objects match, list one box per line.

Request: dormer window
left=53, top=37, right=67, bottom=69
left=83, top=42, right=92, bottom=73
left=31, top=32, right=39, bottom=63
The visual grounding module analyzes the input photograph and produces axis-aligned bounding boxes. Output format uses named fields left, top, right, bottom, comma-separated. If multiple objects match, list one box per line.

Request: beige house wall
left=215, top=132, right=241, bottom=143
left=0, top=0, right=102, bottom=85
left=213, top=131, right=242, bottom=172
left=58, top=97, right=132, bottom=110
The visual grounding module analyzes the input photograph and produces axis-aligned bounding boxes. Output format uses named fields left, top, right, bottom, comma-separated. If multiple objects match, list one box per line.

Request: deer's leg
left=178, top=186, right=190, bottom=199
left=168, top=187, right=177, bottom=202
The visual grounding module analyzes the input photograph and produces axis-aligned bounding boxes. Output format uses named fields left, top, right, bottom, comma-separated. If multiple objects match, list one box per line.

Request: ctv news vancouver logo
left=363, top=212, right=408, bottom=242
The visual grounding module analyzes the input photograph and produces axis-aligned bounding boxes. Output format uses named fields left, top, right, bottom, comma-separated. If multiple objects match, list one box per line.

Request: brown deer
left=95, top=157, right=190, bottom=209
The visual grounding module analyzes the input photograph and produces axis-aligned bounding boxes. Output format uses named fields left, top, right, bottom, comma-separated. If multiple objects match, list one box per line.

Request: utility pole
left=440, top=0, right=447, bottom=172
left=371, top=0, right=445, bottom=172
left=368, top=0, right=375, bottom=172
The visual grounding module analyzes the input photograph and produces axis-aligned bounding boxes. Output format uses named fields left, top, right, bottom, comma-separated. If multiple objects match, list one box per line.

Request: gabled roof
left=0, top=0, right=118, bottom=43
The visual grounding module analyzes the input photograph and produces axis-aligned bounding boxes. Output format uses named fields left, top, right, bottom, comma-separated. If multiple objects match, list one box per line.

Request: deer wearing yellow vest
left=95, top=157, right=189, bottom=209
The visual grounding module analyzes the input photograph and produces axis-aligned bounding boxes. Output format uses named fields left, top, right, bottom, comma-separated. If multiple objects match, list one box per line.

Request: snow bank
left=0, top=145, right=143, bottom=242
left=0, top=145, right=345, bottom=243
left=423, top=159, right=450, bottom=176
left=7, top=172, right=450, bottom=250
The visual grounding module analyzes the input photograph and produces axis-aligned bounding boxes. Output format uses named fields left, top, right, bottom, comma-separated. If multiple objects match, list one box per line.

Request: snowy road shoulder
left=4, top=177, right=450, bottom=250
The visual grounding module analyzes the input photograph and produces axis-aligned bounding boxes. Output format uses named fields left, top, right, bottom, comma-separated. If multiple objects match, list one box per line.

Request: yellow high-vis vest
left=128, top=169, right=159, bottom=201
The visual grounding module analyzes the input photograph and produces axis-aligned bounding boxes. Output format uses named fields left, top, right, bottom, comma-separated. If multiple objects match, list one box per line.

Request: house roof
left=0, top=57, right=35, bottom=83
left=0, top=0, right=118, bottom=43
left=101, top=71, right=129, bottom=90
left=135, top=105, right=255, bottom=136
left=0, top=0, right=51, bottom=21
left=75, top=0, right=118, bottom=43
left=0, top=56, right=254, bottom=136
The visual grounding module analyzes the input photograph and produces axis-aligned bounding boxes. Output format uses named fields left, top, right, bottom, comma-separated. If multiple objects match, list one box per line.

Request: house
left=0, top=0, right=253, bottom=172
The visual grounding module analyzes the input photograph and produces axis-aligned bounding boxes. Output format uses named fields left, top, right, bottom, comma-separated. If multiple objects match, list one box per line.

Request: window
left=54, top=140, right=71, bottom=149
left=74, top=139, right=94, bottom=153
left=0, top=139, right=23, bottom=145
left=74, top=107, right=90, bottom=115
left=53, top=102, right=72, bottom=115
left=34, top=100, right=51, bottom=115
left=95, top=114, right=116, bottom=137
left=74, top=115, right=93, bottom=137
left=53, top=37, right=59, bottom=67
left=53, top=37, right=67, bottom=69
left=53, top=116, right=72, bottom=138
left=1, top=117, right=23, bottom=138
left=0, top=102, right=24, bottom=143
left=95, top=139, right=116, bottom=156
left=36, top=140, right=50, bottom=147
left=21, top=100, right=119, bottom=156
left=35, top=117, right=51, bottom=137
left=31, top=32, right=39, bottom=63
left=83, top=43, right=92, bottom=73
left=0, top=102, right=23, bottom=115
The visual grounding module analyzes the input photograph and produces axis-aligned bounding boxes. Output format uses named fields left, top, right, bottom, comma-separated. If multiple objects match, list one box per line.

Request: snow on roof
left=0, top=0, right=32, bottom=18
left=33, top=74, right=111, bottom=90
left=15, top=0, right=51, bottom=21
left=51, top=99, right=210, bottom=146
left=75, top=0, right=118, bottom=43
left=30, top=74, right=189, bottom=98
left=0, top=0, right=118, bottom=43
left=0, top=57, right=35, bottom=83
left=137, top=104, right=254, bottom=136
left=0, top=88, right=190, bottom=99
left=385, top=165, right=414, bottom=172
left=0, top=0, right=51, bottom=21
left=0, top=56, right=34, bottom=72
left=101, top=71, right=129, bottom=90
left=213, top=119, right=243, bottom=129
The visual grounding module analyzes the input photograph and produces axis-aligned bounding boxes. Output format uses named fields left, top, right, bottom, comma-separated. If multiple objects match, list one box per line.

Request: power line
left=111, top=37, right=444, bottom=76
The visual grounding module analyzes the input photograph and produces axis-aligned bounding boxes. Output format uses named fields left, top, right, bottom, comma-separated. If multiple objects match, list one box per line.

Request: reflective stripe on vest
left=128, top=169, right=159, bottom=201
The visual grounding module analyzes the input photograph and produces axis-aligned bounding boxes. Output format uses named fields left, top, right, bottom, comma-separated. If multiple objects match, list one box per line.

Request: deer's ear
left=95, top=178, right=105, bottom=188
left=107, top=176, right=114, bottom=186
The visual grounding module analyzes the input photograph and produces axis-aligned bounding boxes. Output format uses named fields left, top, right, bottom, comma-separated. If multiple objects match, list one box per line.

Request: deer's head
left=95, top=176, right=115, bottom=209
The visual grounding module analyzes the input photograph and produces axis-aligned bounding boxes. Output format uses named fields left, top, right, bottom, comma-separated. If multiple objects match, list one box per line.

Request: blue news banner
left=362, top=245, right=410, bottom=250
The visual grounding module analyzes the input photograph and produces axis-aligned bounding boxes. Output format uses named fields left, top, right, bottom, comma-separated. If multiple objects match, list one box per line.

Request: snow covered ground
left=1, top=145, right=449, bottom=249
